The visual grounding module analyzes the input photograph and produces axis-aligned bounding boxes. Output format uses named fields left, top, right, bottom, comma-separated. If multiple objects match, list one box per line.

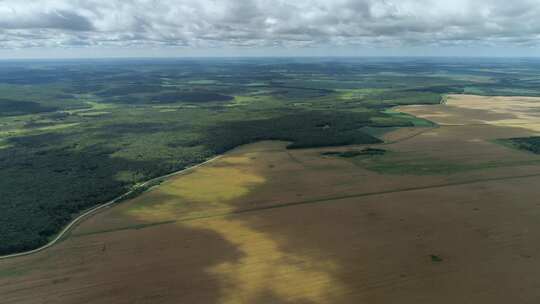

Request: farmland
left=1, top=91, right=540, bottom=303
left=2, top=58, right=540, bottom=303
left=3, top=58, right=540, bottom=254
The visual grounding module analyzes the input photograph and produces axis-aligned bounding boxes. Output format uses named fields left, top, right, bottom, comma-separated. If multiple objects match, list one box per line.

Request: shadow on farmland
left=108, top=223, right=246, bottom=303
left=0, top=222, right=245, bottom=304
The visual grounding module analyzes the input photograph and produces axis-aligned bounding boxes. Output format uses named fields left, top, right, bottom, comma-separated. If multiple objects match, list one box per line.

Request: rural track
left=211, top=170, right=540, bottom=220
left=0, top=155, right=222, bottom=260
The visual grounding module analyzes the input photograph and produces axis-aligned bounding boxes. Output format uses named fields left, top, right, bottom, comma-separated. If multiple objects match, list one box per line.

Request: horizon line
left=2, top=55, right=540, bottom=61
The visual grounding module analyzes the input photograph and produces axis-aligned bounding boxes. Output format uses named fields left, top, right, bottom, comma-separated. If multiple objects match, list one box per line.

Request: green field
left=501, top=137, right=540, bottom=154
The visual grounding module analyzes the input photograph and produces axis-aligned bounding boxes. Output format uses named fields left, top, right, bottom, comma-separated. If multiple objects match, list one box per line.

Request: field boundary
left=0, top=155, right=222, bottom=260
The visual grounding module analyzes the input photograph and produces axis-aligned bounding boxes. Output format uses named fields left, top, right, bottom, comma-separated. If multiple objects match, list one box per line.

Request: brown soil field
left=2, top=95, right=540, bottom=303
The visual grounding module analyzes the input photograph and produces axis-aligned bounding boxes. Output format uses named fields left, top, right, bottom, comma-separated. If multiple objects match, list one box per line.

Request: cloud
left=0, top=9, right=93, bottom=31
left=0, top=0, right=539, bottom=50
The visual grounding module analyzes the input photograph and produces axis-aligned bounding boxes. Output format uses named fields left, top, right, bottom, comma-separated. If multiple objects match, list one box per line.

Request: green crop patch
left=500, top=137, right=540, bottom=154
left=353, top=152, right=540, bottom=176
left=430, top=255, right=444, bottom=263
left=322, top=148, right=387, bottom=158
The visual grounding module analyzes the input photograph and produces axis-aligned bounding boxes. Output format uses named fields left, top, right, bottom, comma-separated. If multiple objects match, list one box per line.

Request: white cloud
left=0, top=0, right=539, bottom=50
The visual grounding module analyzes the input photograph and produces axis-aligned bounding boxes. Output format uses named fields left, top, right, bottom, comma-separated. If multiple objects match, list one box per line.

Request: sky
left=1, top=0, right=540, bottom=58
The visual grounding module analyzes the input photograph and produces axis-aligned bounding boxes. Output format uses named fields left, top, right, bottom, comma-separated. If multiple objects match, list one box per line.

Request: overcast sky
left=1, top=0, right=540, bottom=58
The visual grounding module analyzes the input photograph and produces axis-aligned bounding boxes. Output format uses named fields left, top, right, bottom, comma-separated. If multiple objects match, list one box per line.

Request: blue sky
left=1, top=0, right=540, bottom=58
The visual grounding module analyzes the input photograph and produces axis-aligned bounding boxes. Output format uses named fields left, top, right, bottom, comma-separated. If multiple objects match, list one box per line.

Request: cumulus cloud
left=0, top=0, right=539, bottom=50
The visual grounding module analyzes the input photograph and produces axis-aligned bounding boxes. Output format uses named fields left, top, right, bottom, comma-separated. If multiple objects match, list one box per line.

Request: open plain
left=2, top=95, right=540, bottom=303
